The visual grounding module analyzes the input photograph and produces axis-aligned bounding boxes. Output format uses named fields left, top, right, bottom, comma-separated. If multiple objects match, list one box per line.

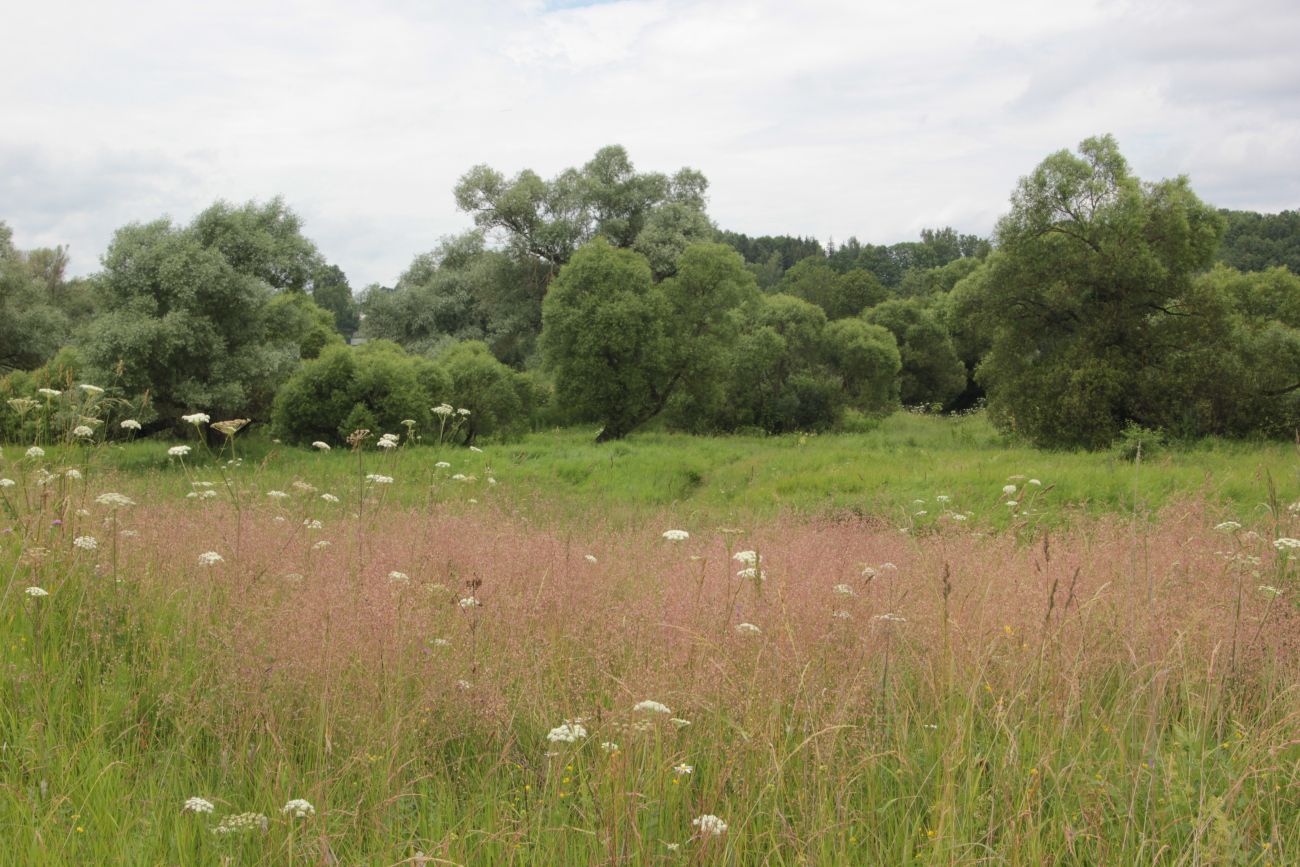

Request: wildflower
left=634, top=700, right=672, bottom=715
left=388, top=570, right=410, bottom=584
left=26, top=446, right=45, bottom=459
left=733, top=550, right=758, bottom=565
left=79, top=384, right=105, bottom=395
left=662, top=529, right=689, bottom=541
left=1006, top=500, right=1018, bottom=508
left=432, top=404, right=454, bottom=417
left=168, top=445, right=191, bottom=457
left=73, top=535, right=98, bottom=551
left=456, top=408, right=471, bottom=416
left=282, top=799, right=315, bottom=818
left=181, top=412, right=210, bottom=425
left=312, top=540, right=330, bottom=550
left=458, top=596, right=481, bottom=608
left=64, top=468, right=83, bottom=481
left=693, top=815, right=727, bottom=836
left=1272, top=538, right=1300, bottom=551
left=736, top=567, right=765, bottom=581
left=291, top=481, right=315, bottom=492
left=1028, top=478, right=1042, bottom=486
left=673, top=763, right=694, bottom=776
left=670, top=718, right=691, bottom=729
left=377, top=435, right=398, bottom=450
left=401, top=419, right=416, bottom=427
left=183, top=797, right=215, bottom=814
left=952, top=514, right=968, bottom=522
left=266, top=490, right=289, bottom=499
left=38, top=388, right=61, bottom=397
left=312, top=441, right=331, bottom=451
left=665, top=842, right=681, bottom=852
left=582, top=554, right=598, bottom=564
left=320, top=493, right=339, bottom=503
left=25, top=586, right=49, bottom=598
left=120, top=419, right=142, bottom=431
left=303, top=519, right=323, bottom=530
left=435, top=461, right=451, bottom=469
left=0, top=478, right=14, bottom=488
left=1214, top=521, right=1242, bottom=533
left=861, top=566, right=877, bottom=578
left=833, top=583, right=856, bottom=596
left=487, top=477, right=497, bottom=485
left=1259, top=585, right=1283, bottom=597
left=874, top=613, right=907, bottom=623
left=198, top=551, right=224, bottom=566
left=72, top=425, right=95, bottom=438
left=601, top=741, right=619, bottom=753
left=469, top=445, right=483, bottom=453
left=456, top=679, right=472, bottom=690
left=1002, top=484, right=1017, bottom=495
left=433, top=638, right=451, bottom=647
left=547, top=721, right=588, bottom=743
left=8, top=398, right=39, bottom=414
left=95, top=492, right=135, bottom=508
left=915, top=510, right=927, bottom=516
left=735, top=622, right=761, bottom=635
left=365, top=473, right=394, bottom=484
left=936, top=495, right=951, bottom=503
left=211, top=419, right=249, bottom=437
left=451, top=473, right=467, bottom=481
left=213, top=813, right=268, bottom=835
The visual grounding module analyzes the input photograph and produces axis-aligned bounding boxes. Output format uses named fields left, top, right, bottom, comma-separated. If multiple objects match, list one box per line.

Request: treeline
left=2, top=139, right=1298, bottom=448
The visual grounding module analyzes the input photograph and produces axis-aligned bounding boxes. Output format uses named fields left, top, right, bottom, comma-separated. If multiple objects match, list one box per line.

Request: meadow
left=1, top=413, right=1298, bottom=865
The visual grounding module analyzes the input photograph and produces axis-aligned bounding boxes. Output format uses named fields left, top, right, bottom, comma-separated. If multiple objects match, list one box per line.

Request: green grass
left=1, top=412, right=1297, bottom=864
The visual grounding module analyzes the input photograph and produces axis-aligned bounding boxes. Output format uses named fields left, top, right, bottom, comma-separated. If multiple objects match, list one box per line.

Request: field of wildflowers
left=1, top=411, right=1298, bottom=864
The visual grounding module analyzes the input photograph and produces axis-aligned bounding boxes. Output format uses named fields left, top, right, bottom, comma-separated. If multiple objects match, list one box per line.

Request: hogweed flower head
left=213, top=813, right=268, bottom=834
left=72, top=425, right=95, bottom=438
left=662, top=529, right=689, bottom=542
left=547, top=721, right=588, bottom=743
left=311, top=441, right=331, bottom=451
left=181, top=412, right=210, bottom=426
left=95, top=492, right=135, bottom=508
left=211, top=418, right=249, bottom=438
left=73, top=535, right=98, bottom=551
left=198, top=551, right=224, bottom=566
left=183, top=797, right=215, bottom=814
left=735, top=622, right=761, bottom=635
left=458, top=596, right=481, bottom=608
left=25, top=586, right=49, bottom=598
left=388, top=570, right=410, bottom=584
left=282, top=799, right=315, bottom=818
left=120, top=419, right=142, bottom=431
left=38, top=388, right=61, bottom=397
left=634, top=700, right=671, bottom=715
left=26, top=446, right=45, bottom=459
left=1273, top=537, right=1300, bottom=551
left=733, top=550, right=758, bottom=565
left=168, top=445, right=191, bottom=457
left=693, top=815, right=728, bottom=836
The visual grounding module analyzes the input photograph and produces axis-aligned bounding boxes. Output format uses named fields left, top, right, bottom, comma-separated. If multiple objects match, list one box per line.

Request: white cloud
left=3, top=0, right=1298, bottom=285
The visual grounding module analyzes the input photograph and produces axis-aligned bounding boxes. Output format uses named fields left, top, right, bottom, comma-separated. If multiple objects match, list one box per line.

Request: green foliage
left=265, top=291, right=344, bottom=360
left=778, top=257, right=887, bottom=319
left=822, top=318, right=901, bottom=413
left=190, top=197, right=323, bottom=292
left=271, top=341, right=454, bottom=445
left=311, top=263, right=359, bottom=335
left=454, top=145, right=711, bottom=270
left=0, top=223, right=77, bottom=373
left=436, top=340, right=543, bottom=443
left=542, top=239, right=754, bottom=441
left=359, top=232, right=550, bottom=367
left=969, top=135, right=1225, bottom=448
left=865, top=299, right=966, bottom=407
left=1216, top=208, right=1300, bottom=274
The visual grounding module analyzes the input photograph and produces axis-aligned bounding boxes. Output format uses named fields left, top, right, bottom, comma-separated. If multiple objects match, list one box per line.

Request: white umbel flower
left=198, top=551, right=224, bottom=566
left=735, top=622, right=761, bottom=635
left=388, top=570, right=410, bottom=584
left=693, top=814, right=728, bottom=836
left=72, top=425, right=94, bottom=438
left=1274, top=537, right=1300, bottom=550
left=546, top=721, right=588, bottom=743
left=181, top=412, right=210, bottom=425
left=458, top=596, right=481, bottom=608
left=311, top=441, right=331, bottom=451
left=662, top=529, right=689, bottom=541
left=732, top=550, right=758, bottom=565
left=96, top=492, right=136, bottom=508
left=183, top=796, right=215, bottom=814
left=633, top=700, right=671, bottom=714
left=120, top=419, right=142, bottom=431
left=25, top=586, right=49, bottom=598
left=73, top=535, right=98, bottom=550
left=168, top=445, right=191, bottom=457
left=26, top=446, right=45, bottom=459
left=282, top=798, right=315, bottom=818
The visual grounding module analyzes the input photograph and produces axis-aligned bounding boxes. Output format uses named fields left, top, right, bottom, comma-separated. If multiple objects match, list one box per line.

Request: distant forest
left=3, top=137, right=1299, bottom=448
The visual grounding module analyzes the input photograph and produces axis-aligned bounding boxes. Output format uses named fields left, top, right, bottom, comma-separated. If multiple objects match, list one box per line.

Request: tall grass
left=1, top=427, right=1298, bottom=864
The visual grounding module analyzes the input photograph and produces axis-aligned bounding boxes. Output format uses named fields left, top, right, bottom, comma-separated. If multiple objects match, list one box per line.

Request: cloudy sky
left=4, top=0, right=1298, bottom=287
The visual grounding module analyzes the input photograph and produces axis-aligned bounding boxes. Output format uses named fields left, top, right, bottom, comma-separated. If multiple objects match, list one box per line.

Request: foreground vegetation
left=2, top=415, right=1298, bottom=864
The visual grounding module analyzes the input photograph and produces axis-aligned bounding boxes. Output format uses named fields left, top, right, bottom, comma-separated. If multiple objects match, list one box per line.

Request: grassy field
left=1, top=413, right=1298, bottom=864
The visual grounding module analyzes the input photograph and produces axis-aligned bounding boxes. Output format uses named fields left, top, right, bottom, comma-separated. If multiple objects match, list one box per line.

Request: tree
left=190, top=197, right=323, bottom=292
left=0, top=223, right=71, bottom=372
left=822, top=318, right=901, bottom=413
left=865, top=299, right=966, bottom=407
left=454, top=145, right=711, bottom=270
left=969, top=135, right=1224, bottom=448
left=311, top=264, right=359, bottom=335
left=779, top=257, right=887, bottom=319
left=541, top=239, right=754, bottom=441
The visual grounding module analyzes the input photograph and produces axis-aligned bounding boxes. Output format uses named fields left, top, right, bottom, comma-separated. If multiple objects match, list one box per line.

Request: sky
left=3, top=0, right=1298, bottom=288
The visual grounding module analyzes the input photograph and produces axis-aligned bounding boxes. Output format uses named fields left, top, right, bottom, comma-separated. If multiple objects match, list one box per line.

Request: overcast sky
left=4, top=0, right=1298, bottom=287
